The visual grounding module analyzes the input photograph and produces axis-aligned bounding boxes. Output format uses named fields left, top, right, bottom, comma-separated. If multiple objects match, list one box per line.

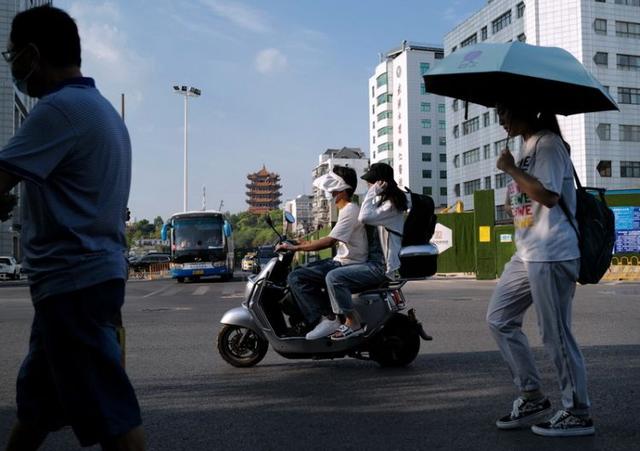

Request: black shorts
left=16, top=279, right=142, bottom=447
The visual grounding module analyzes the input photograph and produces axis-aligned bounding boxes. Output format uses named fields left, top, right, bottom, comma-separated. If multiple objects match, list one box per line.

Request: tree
left=228, top=210, right=284, bottom=249
left=153, top=216, right=164, bottom=237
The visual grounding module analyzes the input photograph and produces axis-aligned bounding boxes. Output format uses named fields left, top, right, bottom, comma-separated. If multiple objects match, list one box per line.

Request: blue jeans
left=288, top=258, right=341, bottom=324
left=326, top=262, right=387, bottom=315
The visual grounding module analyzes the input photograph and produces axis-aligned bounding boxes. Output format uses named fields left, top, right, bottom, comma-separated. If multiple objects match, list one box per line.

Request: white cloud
left=199, top=0, right=271, bottom=33
left=255, top=48, right=287, bottom=74
left=68, top=1, right=151, bottom=111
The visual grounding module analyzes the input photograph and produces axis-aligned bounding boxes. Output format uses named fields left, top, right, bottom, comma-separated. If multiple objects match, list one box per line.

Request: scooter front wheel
left=217, top=325, right=268, bottom=367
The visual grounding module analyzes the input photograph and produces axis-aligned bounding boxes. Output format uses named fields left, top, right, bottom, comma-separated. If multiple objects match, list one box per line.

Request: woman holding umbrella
left=486, top=104, right=594, bottom=437
left=423, top=41, right=618, bottom=437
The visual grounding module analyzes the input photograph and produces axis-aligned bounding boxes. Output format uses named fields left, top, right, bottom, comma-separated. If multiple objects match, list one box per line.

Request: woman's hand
left=496, top=148, right=516, bottom=173
left=373, top=181, right=387, bottom=195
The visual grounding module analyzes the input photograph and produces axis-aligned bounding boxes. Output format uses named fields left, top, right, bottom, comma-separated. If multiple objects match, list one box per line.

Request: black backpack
left=387, top=188, right=438, bottom=278
left=402, top=188, right=437, bottom=246
left=558, top=168, right=615, bottom=285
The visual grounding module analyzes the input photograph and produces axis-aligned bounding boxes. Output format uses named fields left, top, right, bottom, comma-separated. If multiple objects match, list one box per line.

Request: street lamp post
left=173, top=85, right=201, bottom=212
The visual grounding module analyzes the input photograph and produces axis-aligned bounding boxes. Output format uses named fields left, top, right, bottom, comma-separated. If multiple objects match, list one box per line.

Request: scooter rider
left=277, top=166, right=383, bottom=340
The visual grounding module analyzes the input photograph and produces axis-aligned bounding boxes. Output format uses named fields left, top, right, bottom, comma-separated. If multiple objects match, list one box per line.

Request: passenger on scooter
left=358, top=163, right=409, bottom=280
left=327, top=163, right=409, bottom=340
left=276, top=166, right=379, bottom=340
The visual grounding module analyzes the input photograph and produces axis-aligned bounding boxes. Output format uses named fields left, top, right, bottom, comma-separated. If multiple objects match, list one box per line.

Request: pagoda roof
left=249, top=164, right=279, bottom=178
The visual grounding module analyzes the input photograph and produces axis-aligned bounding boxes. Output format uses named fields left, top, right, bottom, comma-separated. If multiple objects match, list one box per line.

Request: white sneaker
left=305, top=317, right=341, bottom=340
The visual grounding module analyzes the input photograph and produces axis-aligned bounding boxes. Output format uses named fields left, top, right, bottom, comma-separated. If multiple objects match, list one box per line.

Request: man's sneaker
left=496, top=397, right=552, bottom=430
left=531, top=410, right=595, bottom=437
left=305, top=317, right=341, bottom=340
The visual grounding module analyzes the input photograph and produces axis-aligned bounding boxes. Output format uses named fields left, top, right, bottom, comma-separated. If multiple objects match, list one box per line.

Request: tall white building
left=283, top=194, right=312, bottom=236
left=0, top=0, right=50, bottom=257
left=369, top=42, right=448, bottom=207
left=311, top=147, right=369, bottom=230
left=445, top=0, right=640, bottom=218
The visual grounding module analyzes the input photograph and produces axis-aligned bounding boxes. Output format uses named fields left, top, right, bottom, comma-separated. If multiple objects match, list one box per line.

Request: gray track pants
left=486, top=255, right=590, bottom=415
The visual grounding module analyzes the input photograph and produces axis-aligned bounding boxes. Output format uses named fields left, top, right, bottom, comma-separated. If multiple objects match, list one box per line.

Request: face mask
left=12, top=68, right=34, bottom=96
left=10, top=45, right=38, bottom=96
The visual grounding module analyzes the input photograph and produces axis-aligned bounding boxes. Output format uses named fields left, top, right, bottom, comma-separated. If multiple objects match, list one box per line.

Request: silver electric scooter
left=217, top=214, right=436, bottom=368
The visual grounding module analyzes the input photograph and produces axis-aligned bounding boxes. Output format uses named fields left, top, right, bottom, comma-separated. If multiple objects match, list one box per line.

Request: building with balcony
left=0, top=0, right=51, bottom=258
left=369, top=41, right=448, bottom=207
left=246, top=165, right=282, bottom=214
left=445, top=0, right=640, bottom=219
left=311, top=147, right=369, bottom=230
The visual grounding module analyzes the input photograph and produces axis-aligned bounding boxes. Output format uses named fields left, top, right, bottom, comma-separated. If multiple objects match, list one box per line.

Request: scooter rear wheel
left=217, top=325, right=268, bottom=367
left=370, top=313, right=420, bottom=368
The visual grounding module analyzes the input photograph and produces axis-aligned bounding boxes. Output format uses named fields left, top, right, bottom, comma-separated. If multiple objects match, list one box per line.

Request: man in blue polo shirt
left=0, top=6, right=145, bottom=450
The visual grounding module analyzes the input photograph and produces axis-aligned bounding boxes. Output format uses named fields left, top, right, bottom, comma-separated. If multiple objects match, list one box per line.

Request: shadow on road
left=1, top=345, right=638, bottom=450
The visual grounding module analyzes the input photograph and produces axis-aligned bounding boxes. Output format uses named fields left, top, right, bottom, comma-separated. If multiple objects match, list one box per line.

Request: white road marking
left=142, top=285, right=175, bottom=298
left=161, top=286, right=183, bottom=297
left=193, top=286, right=209, bottom=296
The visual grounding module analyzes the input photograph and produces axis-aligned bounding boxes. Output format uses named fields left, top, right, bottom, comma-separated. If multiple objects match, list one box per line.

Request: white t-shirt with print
left=507, top=130, right=579, bottom=262
left=329, top=202, right=368, bottom=265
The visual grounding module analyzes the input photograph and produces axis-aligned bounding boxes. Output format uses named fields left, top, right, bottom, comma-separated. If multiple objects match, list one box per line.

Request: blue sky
left=56, top=0, right=486, bottom=221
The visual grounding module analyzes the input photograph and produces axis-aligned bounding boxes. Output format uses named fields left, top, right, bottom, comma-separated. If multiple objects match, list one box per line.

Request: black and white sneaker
left=496, top=397, right=553, bottom=430
left=531, top=410, right=595, bottom=437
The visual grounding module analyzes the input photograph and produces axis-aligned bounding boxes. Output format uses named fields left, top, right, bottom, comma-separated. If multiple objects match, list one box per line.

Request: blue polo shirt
left=0, top=78, right=131, bottom=303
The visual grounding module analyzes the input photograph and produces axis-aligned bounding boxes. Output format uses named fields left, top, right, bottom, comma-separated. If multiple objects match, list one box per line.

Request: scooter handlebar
left=275, top=238, right=298, bottom=254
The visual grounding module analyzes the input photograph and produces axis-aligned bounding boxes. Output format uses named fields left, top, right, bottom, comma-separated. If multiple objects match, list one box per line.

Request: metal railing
left=128, top=262, right=170, bottom=280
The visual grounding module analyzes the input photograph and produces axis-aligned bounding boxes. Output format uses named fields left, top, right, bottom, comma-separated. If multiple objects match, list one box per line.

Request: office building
left=369, top=41, right=448, bottom=207
left=283, top=194, right=312, bottom=236
left=0, top=0, right=51, bottom=258
left=445, top=0, right=640, bottom=218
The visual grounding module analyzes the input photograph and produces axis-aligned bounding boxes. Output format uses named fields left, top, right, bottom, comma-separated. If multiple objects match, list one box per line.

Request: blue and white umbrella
left=423, top=42, right=618, bottom=115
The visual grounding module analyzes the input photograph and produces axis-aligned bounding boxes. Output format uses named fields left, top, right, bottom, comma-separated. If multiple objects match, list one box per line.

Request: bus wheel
left=177, top=277, right=185, bottom=283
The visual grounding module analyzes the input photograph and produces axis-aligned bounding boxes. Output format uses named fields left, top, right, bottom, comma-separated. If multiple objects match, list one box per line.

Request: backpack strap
left=557, top=144, right=581, bottom=239
left=385, top=228, right=403, bottom=238
left=558, top=196, right=580, bottom=239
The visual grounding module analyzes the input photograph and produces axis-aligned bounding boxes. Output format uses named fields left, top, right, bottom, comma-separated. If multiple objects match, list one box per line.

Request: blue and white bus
left=161, top=211, right=234, bottom=282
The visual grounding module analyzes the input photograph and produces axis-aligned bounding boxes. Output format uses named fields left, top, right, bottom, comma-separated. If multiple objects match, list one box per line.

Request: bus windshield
left=173, top=217, right=223, bottom=250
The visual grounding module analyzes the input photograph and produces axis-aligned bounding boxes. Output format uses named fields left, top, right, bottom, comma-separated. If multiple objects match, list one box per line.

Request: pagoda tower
left=246, top=165, right=282, bottom=214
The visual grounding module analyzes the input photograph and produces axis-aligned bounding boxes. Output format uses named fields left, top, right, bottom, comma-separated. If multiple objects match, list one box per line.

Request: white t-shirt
left=507, top=130, right=579, bottom=262
left=329, top=202, right=368, bottom=265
